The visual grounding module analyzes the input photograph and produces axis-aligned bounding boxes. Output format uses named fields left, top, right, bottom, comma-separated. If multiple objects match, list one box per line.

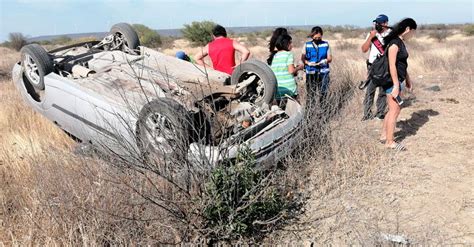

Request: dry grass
left=0, top=80, right=191, bottom=244
left=1, top=30, right=473, bottom=244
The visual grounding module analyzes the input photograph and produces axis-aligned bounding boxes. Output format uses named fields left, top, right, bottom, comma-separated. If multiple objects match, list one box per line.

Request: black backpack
left=369, top=44, right=393, bottom=88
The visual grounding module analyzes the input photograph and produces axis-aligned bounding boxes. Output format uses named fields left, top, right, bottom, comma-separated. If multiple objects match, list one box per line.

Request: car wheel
left=110, top=23, right=140, bottom=51
left=231, top=59, right=277, bottom=106
left=137, top=98, right=191, bottom=164
left=20, top=44, right=53, bottom=91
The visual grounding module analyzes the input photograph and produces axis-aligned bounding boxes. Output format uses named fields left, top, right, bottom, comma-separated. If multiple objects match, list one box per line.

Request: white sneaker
left=374, top=116, right=384, bottom=121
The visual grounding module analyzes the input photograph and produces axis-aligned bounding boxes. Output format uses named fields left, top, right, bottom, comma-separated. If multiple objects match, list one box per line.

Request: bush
left=182, top=21, right=216, bottom=47
left=8, top=32, right=28, bottom=51
left=464, top=24, right=474, bottom=36
left=202, top=145, right=286, bottom=240
left=132, top=24, right=162, bottom=48
left=429, top=30, right=450, bottom=42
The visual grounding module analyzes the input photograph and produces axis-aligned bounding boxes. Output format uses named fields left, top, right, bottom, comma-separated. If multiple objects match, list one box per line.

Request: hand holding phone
left=394, top=94, right=404, bottom=105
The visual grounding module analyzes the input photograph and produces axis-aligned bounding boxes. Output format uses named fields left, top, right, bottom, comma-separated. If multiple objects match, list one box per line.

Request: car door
left=74, top=92, right=138, bottom=156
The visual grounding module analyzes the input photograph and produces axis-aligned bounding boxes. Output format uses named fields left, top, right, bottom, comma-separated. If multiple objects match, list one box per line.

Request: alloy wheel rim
left=144, top=112, right=176, bottom=154
left=24, top=54, right=40, bottom=85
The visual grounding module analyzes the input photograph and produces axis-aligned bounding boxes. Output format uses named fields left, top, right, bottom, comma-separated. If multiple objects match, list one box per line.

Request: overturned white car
left=12, top=23, right=303, bottom=167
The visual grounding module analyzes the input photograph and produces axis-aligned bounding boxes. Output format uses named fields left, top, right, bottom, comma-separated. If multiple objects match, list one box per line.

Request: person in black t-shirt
left=380, top=18, right=417, bottom=151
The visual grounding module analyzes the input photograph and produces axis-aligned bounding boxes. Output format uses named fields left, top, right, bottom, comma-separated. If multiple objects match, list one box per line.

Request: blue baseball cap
left=373, top=14, right=389, bottom=24
left=175, top=51, right=186, bottom=60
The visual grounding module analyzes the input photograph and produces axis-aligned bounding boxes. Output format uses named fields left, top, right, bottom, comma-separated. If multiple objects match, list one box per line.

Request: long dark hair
left=267, top=34, right=292, bottom=65
left=269, top=27, right=288, bottom=52
left=383, top=18, right=417, bottom=46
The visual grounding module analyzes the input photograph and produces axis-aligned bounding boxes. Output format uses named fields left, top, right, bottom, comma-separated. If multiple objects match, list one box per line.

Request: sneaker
left=358, top=80, right=369, bottom=90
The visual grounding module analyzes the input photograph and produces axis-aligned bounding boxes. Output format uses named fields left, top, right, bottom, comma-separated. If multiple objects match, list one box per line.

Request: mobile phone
left=394, top=95, right=404, bottom=105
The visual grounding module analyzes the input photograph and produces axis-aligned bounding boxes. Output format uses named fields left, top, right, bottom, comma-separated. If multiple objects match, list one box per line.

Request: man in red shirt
left=194, top=25, right=250, bottom=75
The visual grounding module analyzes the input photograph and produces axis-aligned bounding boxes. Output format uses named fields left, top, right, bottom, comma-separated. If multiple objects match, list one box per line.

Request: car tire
left=110, top=23, right=140, bottom=50
left=230, top=59, right=277, bottom=106
left=20, top=44, right=53, bottom=91
left=136, top=98, right=191, bottom=165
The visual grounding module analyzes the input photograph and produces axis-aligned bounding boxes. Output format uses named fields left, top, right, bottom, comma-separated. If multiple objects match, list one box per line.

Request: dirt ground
left=270, top=71, right=474, bottom=245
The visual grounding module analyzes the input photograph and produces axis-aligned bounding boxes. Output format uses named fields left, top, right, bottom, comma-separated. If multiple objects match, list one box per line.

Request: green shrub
left=132, top=24, right=162, bottom=48
left=464, top=24, right=474, bottom=36
left=202, top=145, right=286, bottom=240
left=8, top=32, right=28, bottom=51
left=181, top=21, right=216, bottom=47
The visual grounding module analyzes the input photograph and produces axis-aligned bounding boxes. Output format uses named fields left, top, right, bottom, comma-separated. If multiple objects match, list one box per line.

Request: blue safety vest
left=304, top=40, right=330, bottom=74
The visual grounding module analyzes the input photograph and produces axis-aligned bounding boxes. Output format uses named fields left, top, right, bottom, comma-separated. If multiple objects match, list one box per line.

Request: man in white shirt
left=361, top=14, right=391, bottom=121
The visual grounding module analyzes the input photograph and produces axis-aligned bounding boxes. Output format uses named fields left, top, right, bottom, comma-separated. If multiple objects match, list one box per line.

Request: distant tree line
left=1, top=23, right=473, bottom=51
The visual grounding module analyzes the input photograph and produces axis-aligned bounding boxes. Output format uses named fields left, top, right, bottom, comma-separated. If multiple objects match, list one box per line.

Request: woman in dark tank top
left=380, top=18, right=417, bottom=151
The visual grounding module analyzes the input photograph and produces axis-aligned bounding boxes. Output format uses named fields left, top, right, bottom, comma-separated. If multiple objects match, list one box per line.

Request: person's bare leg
left=385, top=96, right=400, bottom=147
left=380, top=99, right=389, bottom=141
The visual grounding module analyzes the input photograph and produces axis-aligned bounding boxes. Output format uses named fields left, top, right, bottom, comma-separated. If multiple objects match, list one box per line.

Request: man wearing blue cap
left=360, top=14, right=391, bottom=121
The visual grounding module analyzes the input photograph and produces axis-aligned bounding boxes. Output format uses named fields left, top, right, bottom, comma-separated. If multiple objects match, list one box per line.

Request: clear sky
left=0, top=0, right=473, bottom=41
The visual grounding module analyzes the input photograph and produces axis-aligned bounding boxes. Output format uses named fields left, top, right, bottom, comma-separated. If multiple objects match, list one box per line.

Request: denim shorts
left=385, top=82, right=405, bottom=94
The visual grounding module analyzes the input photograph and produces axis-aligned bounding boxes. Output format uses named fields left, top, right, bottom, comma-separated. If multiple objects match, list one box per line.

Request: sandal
left=387, top=142, right=407, bottom=151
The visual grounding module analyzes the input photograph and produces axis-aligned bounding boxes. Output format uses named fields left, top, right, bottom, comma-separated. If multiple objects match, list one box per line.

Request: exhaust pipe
left=72, top=65, right=95, bottom=78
